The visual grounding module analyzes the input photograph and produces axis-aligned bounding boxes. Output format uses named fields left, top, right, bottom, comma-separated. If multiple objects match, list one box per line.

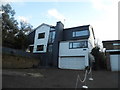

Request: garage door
left=59, top=56, right=85, bottom=70
left=110, top=54, right=120, bottom=71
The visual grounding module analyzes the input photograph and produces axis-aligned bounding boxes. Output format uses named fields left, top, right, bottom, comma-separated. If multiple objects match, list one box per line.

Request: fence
left=2, top=47, right=41, bottom=60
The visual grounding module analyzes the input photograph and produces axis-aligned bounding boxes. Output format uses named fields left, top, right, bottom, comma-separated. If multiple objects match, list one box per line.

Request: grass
left=2, top=53, right=40, bottom=69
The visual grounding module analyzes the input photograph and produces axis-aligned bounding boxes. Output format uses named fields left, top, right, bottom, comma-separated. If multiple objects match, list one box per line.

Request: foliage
left=91, top=46, right=107, bottom=70
left=2, top=4, right=32, bottom=50
left=2, top=4, right=18, bottom=48
left=20, top=21, right=33, bottom=34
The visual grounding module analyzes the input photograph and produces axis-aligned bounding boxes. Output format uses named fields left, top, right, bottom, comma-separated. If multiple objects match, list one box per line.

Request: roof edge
left=102, top=40, right=120, bottom=43
left=28, top=23, right=55, bottom=35
left=64, top=24, right=90, bottom=30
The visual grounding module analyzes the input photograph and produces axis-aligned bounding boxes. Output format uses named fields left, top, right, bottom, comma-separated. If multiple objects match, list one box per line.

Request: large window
left=69, top=41, right=88, bottom=49
left=73, top=30, right=88, bottom=37
left=37, top=45, right=44, bottom=51
left=49, top=31, right=55, bottom=43
left=38, top=33, right=45, bottom=39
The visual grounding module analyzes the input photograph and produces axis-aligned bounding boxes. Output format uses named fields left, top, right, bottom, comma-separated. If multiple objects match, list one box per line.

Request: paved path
left=2, top=68, right=119, bottom=88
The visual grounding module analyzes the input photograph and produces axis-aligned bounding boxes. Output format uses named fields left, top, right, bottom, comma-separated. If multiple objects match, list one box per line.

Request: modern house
left=102, top=40, right=120, bottom=71
left=27, top=21, right=95, bottom=70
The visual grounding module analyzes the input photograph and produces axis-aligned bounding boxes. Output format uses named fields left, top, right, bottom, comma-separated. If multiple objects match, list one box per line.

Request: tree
left=20, top=21, right=33, bottom=35
left=91, top=46, right=107, bottom=70
left=2, top=4, right=33, bottom=50
left=13, top=20, right=33, bottom=50
left=2, top=4, right=19, bottom=48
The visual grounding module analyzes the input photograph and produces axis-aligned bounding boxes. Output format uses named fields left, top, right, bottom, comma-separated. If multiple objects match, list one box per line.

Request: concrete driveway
left=2, top=68, right=119, bottom=88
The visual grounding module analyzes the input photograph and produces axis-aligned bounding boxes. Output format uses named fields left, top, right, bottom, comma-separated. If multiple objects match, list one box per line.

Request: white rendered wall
left=59, top=40, right=89, bottom=66
left=88, top=26, right=95, bottom=52
left=33, top=24, right=50, bottom=53
left=110, top=54, right=120, bottom=71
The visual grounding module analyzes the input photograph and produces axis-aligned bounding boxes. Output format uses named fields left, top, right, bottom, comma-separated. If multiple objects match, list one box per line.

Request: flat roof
left=64, top=25, right=90, bottom=30
left=102, top=40, right=120, bottom=43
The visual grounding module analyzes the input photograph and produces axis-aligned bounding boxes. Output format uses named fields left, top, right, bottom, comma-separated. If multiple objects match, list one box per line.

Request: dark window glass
left=73, top=30, right=88, bottom=37
left=29, top=46, right=33, bottom=52
left=37, top=45, right=44, bottom=51
left=48, top=45, right=53, bottom=52
left=49, top=31, right=55, bottom=43
left=38, top=33, right=45, bottom=39
left=69, top=41, right=88, bottom=49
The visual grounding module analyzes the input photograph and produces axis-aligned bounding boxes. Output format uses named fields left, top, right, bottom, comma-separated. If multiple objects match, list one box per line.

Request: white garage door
left=59, top=56, right=85, bottom=70
left=110, top=54, right=120, bottom=71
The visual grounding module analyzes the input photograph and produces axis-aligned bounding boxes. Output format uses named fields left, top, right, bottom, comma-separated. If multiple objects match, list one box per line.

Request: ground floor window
left=37, top=45, right=44, bottom=51
left=48, top=44, right=53, bottom=52
left=29, top=46, right=33, bottom=52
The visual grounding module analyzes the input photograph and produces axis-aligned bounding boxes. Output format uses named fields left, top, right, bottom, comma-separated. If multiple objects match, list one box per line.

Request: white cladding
left=110, top=54, right=120, bottom=71
left=88, top=26, right=95, bottom=52
left=59, top=40, right=89, bottom=56
left=58, top=40, right=89, bottom=70
left=59, top=56, right=85, bottom=70
left=33, top=24, right=50, bottom=53
left=59, top=26, right=95, bottom=70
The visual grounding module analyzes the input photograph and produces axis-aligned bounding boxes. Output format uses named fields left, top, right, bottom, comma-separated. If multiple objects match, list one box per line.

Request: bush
left=91, top=46, right=107, bottom=70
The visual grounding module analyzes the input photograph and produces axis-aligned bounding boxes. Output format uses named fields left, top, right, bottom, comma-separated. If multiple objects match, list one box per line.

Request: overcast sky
left=1, top=0, right=119, bottom=41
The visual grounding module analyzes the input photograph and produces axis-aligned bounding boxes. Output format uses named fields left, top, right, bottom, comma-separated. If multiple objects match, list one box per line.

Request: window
left=113, top=43, right=120, bottom=46
left=29, top=46, right=33, bottom=52
left=38, top=33, right=45, bottom=39
left=49, top=31, right=55, bottom=43
left=50, top=28, right=55, bottom=31
left=73, top=42, right=80, bottom=48
left=37, top=45, right=44, bottom=51
left=69, top=41, right=88, bottom=49
left=48, top=45, right=53, bottom=52
left=73, top=30, right=88, bottom=37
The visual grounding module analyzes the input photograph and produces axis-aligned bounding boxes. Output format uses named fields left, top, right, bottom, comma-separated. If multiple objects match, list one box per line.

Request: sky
left=0, top=0, right=119, bottom=41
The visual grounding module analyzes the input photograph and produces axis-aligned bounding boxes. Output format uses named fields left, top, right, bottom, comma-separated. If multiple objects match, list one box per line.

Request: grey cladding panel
left=27, top=30, right=35, bottom=45
left=63, top=26, right=90, bottom=41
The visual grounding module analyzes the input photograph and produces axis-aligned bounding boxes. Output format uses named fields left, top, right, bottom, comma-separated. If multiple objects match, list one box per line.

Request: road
left=2, top=68, right=119, bottom=88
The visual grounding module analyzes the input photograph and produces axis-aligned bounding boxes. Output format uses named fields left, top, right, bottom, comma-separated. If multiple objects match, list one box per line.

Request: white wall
left=88, top=26, right=95, bottom=52
left=59, top=40, right=89, bottom=66
left=110, top=54, right=120, bottom=71
left=33, top=24, right=50, bottom=53
left=59, top=40, right=89, bottom=56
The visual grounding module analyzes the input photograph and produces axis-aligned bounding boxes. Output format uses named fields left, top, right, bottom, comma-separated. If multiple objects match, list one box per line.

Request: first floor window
left=37, top=45, right=44, bottom=51
left=38, top=33, right=45, bottom=39
left=69, top=41, right=88, bottom=49
left=48, top=31, right=55, bottom=43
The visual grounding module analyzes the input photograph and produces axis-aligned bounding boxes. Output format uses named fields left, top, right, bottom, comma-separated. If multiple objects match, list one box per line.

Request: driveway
left=2, top=68, right=119, bottom=88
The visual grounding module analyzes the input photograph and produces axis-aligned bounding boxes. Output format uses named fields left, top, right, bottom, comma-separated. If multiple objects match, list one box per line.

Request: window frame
left=48, top=44, right=53, bottom=52
left=72, top=30, right=89, bottom=37
left=69, top=41, right=88, bottom=49
left=36, top=45, right=44, bottom=51
left=48, top=31, right=55, bottom=43
left=38, top=32, right=45, bottom=39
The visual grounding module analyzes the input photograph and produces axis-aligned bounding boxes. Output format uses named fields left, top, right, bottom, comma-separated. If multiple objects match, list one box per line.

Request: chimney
left=56, top=21, right=64, bottom=30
